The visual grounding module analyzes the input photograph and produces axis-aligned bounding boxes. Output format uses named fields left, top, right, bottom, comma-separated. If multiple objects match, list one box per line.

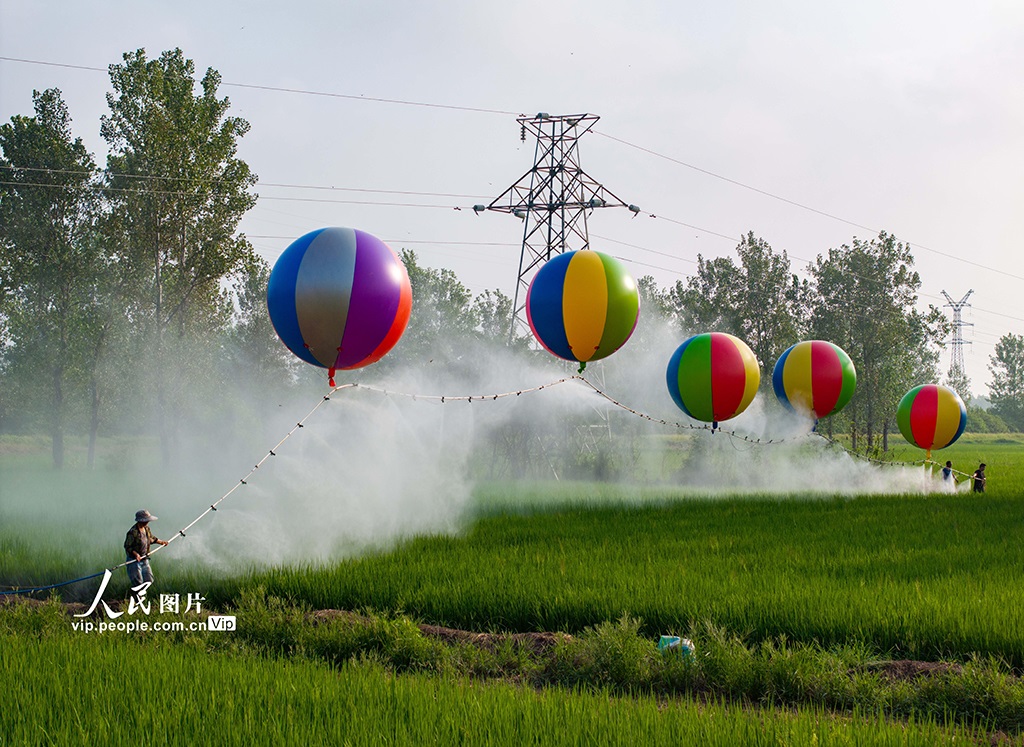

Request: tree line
left=2, top=48, right=1022, bottom=469
left=635, top=232, right=1024, bottom=446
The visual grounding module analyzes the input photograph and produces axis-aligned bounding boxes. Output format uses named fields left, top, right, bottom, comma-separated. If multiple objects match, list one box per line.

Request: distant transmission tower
left=941, top=289, right=974, bottom=386
left=474, top=112, right=639, bottom=336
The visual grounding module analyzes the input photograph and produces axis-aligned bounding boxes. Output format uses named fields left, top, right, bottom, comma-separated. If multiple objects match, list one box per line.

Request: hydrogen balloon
left=267, top=227, right=412, bottom=386
left=896, top=384, right=967, bottom=459
left=772, top=340, right=857, bottom=420
left=526, top=250, right=640, bottom=371
left=666, top=332, right=760, bottom=429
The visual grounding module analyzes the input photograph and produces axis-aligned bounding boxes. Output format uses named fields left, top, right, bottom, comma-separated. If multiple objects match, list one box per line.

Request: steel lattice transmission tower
left=941, top=289, right=974, bottom=386
left=474, top=112, right=639, bottom=336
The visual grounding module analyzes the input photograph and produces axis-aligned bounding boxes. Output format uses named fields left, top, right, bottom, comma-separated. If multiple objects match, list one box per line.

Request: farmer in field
left=124, top=509, right=168, bottom=589
left=971, top=463, right=987, bottom=494
left=941, top=461, right=954, bottom=483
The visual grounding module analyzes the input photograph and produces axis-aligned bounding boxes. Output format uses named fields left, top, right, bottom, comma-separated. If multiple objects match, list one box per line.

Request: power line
left=0, top=179, right=465, bottom=210
left=595, top=130, right=1024, bottom=283
left=11, top=169, right=1018, bottom=325
left=7, top=172, right=1023, bottom=330
left=0, top=56, right=105, bottom=74
left=247, top=235, right=517, bottom=247
left=0, top=164, right=488, bottom=200
left=222, top=81, right=520, bottom=116
left=9, top=175, right=1022, bottom=331
left=0, top=55, right=521, bottom=116
left=591, top=233, right=698, bottom=266
left=257, top=195, right=462, bottom=209
left=3, top=54, right=1019, bottom=291
left=3, top=54, right=1015, bottom=281
left=645, top=214, right=739, bottom=243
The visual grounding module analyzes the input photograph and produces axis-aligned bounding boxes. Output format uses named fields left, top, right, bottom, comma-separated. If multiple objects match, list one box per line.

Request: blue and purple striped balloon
left=267, top=227, right=412, bottom=385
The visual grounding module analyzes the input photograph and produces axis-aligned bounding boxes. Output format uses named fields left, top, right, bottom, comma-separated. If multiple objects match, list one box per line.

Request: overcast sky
left=2, top=0, right=1021, bottom=394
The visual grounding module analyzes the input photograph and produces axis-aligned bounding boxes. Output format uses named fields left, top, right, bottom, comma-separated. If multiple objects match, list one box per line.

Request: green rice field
left=2, top=433, right=1023, bottom=744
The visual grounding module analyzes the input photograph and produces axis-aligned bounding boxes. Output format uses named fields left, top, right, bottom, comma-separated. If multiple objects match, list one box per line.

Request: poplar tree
left=670, top=232, right=806, bottom=379
left=0, top=89, right=102, bottom=466
left=100, top=48, right=257, bottom=464
left=988, top=333, right=1024, bottom=431
left=808, top=232, right=945, bottom=450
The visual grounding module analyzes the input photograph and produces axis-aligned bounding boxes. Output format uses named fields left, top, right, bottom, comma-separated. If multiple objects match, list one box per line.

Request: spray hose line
left=0, top=385, right=352, bottom=596
left=0, top=377, right=966, bottom=597
left=924, top=460, right=975, bottom=481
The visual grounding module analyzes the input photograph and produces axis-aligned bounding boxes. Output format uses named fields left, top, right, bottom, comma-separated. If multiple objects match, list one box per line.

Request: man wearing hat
left=124, top=509, right=169, bottom=588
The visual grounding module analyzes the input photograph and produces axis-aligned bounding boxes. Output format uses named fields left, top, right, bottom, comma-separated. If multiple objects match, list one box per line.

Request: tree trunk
left=52, top=363, right=64, bottom=469
left=882, top=419, right=889, bottom=453
left=154, top=214, right=173, bottom=468
left=86, top=325, right=108, bottom=470
left=866, top=398, right=874, bottom=449
left=87, top=377, right=100, bottom=469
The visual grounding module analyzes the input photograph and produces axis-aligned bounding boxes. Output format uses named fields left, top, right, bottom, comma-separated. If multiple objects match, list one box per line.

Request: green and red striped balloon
left=666, top=333, right=760, bottom=429
left=896, top=384, right=967, bottom=458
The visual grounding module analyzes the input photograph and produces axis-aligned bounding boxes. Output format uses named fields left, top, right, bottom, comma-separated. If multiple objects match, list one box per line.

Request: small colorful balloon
left=772, top=340, right=857, bottom=421
left=896, top=384, right=967, bottom=459
left=666, top=332, right=760, bottom=430
left=526, top=250, right=640, bottom=372
left=267, top=227, right=412, bottom=386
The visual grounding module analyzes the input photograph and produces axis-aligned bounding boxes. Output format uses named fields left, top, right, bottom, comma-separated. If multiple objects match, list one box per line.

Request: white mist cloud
left=2, top=325, right=956, bottom=577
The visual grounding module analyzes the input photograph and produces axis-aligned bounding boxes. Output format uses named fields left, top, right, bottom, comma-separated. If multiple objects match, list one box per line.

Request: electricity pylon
left=474, top=112, right=638, bottom=337
left=941, top=289, right=973, bottom=399
left=474, top=112, right=639, bottom=475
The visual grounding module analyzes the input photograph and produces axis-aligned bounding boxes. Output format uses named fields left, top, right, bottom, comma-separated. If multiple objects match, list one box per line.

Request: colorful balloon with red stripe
left=267, top=227, right=412, bottom=386
left=896, top=384, right=967, bottom=458
left=526, top=250, right=640, bottom=370
left=772, top=340, right=857, bottom=420
left=666, top=333, right=760, bottom=428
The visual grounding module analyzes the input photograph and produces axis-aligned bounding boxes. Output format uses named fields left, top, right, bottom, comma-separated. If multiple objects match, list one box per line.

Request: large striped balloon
left=772, top=341, right=857, bottom=420
left=526, top=251, right=640, bottom=369
left=896, top=384, right=967, bottom=457
left=666, top=333, right=760, bottom=428
left=267, top=227, right=412, bottom=385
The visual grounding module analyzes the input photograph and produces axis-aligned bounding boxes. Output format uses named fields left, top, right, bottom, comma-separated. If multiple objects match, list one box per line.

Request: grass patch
left=2, top=597, right=1021, bottom=741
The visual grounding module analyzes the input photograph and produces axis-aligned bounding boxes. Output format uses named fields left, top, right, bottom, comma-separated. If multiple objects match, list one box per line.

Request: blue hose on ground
left=0, top=569, right=109, bottom=596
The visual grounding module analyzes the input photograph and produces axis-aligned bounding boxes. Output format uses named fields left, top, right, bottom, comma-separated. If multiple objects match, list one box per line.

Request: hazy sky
left=1, top=0, right=1021, bottom=393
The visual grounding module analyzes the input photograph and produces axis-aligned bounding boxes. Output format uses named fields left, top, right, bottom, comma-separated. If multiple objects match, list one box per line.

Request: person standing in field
left=942, top=461, right=954, bottom=483
left=124, top=509, right=169, bottom=589
left=971, top=463, right=987, bottom=493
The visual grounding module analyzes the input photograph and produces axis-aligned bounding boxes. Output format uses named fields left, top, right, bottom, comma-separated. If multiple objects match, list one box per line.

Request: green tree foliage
left=669, top=232, right=806, bottom=379
left=398, top=249, right=476, bottom=363
left=394, top=249, right=526, bottom=375
left=100, top=48, right=258, bottom=464
left=808, top=232, right=946, bottom=450
left=0, top=88, right=103, bottom=466
left=964, top=406, right=1010, bottom=434
left=224, top=255, right=293, bottom=389
left=988, top=333, right=1024, bottom=431
left=470, top=288, right=517, bottom=342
